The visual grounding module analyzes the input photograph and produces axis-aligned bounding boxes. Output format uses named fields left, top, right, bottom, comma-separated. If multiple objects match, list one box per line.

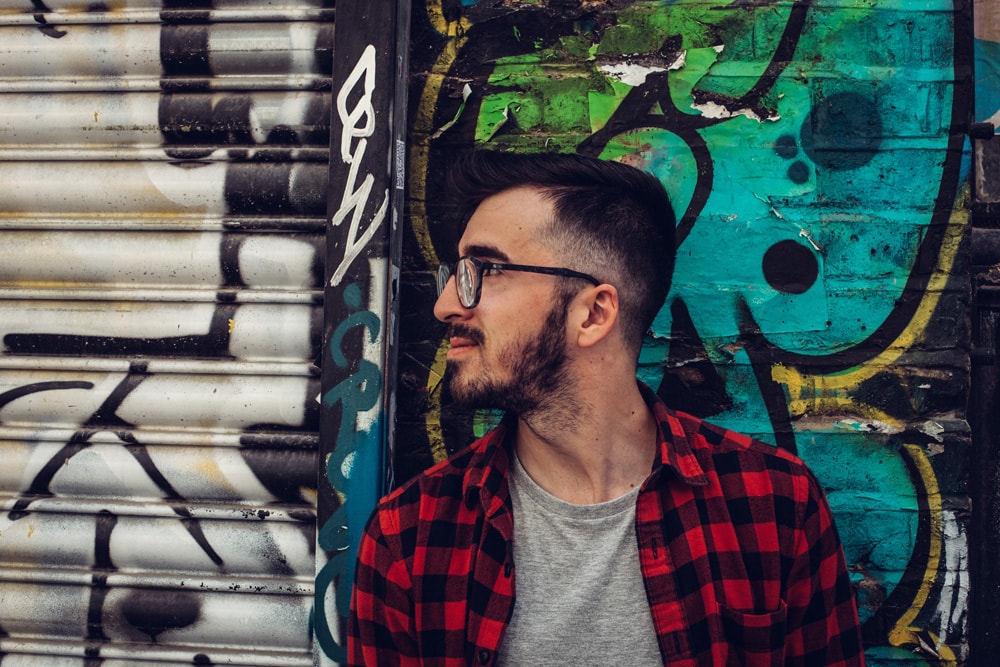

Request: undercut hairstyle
left=446, top=150, right=676, bottom=355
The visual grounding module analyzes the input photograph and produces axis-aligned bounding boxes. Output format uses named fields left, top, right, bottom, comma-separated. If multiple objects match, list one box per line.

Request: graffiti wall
left=398, top=0, right=972, bottom=664
left=314, top=1, right=409, bottom=664
left=0, top=2, right=333, bottom=665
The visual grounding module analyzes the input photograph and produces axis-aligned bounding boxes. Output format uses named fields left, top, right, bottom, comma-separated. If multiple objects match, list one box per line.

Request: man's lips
left=447, top=336, right=479, bottom=357
left=446, top=326, right=483, bottom=357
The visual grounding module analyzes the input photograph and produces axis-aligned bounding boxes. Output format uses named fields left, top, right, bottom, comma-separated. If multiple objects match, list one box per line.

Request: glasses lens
left=456, top=258, right=478, bottom=308
left=436, top=263, right=453, bottom=297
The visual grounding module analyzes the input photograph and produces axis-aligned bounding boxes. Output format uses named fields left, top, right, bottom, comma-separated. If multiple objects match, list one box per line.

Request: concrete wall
left=398, top=1, right=973, bottom=664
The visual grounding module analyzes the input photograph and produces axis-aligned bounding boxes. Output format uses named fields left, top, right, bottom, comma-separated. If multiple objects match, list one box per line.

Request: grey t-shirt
left=497, top=454, right=663, bottom=666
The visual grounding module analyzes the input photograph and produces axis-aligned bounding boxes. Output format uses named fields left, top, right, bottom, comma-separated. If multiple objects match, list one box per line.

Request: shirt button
left=477, top=649, right=491, bottom=664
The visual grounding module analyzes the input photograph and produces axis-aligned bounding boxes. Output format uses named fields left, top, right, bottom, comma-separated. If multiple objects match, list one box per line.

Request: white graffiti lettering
left=330, top=44, right=389, bottom=287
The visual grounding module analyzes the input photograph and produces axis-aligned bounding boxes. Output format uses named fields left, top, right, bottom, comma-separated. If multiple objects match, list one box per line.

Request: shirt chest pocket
left=718, top=600, right=788, bottom=667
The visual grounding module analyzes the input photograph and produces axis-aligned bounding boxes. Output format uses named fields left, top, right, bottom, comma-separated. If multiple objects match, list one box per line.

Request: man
left=348, top=151, right=864, bottom=666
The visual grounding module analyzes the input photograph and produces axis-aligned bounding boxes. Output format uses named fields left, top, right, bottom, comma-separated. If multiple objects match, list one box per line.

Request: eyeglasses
left=436, top=256, right=601, bottom=309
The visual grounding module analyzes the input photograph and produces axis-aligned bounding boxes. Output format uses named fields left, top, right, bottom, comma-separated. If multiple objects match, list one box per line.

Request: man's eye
left=482, top=265, right=502, bottom=277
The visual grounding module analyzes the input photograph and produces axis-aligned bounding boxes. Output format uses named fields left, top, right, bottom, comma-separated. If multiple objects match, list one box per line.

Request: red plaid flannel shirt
left=349, top=385, right=864, bottom=666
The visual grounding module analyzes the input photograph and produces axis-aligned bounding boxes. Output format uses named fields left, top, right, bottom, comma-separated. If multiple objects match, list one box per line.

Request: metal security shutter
left=0, top=2, right=332, bottom=665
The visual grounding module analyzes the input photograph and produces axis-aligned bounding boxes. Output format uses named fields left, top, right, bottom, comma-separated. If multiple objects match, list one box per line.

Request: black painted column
left=314, top=1, right=410, bottom=664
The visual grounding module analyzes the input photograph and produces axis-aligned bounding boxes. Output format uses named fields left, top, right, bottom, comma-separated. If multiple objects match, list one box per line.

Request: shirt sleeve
left=783, top=469, right=866, bottom=666
left=348, top=504, right=420, bottom=666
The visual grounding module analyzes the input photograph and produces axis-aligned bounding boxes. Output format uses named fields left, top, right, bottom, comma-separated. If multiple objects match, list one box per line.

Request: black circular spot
left=121, top=590, right=201, bottom=641
left=774, top=134, right=798, bottom=159
left=787, top=160, right=810, bottom=184
left=801, top=92, right=882, bottom=170
left=762, top=240, right=819, bottom=295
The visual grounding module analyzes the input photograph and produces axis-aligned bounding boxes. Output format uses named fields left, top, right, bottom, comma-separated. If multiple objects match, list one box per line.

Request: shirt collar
left=639, top=382, right=710, bottom=486
left=463, top=384, right=710, bottom=504
left=462, top=417, right=515, bottom=516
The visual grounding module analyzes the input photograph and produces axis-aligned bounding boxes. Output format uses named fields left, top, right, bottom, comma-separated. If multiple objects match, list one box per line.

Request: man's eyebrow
left=460, top=244, right=509, bottom=262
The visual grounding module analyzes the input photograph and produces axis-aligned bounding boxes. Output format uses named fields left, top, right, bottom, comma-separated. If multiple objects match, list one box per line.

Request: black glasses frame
left=436, top=256, right=601, bottom=309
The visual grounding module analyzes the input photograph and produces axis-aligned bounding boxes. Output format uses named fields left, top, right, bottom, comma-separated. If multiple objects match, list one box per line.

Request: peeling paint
left=597, top=51, right=685, bottom=87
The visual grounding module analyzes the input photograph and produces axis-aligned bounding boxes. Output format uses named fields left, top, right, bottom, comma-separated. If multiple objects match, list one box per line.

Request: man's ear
left=573, top=284, right=619, bottom=349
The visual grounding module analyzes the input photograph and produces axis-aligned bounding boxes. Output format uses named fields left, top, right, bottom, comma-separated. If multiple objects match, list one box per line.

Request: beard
left=444, top=294, right=575, bottom=417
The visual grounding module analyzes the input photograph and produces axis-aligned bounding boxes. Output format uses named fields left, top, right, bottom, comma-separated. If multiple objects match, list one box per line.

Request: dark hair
left=447, top=150, right=676, bottom=354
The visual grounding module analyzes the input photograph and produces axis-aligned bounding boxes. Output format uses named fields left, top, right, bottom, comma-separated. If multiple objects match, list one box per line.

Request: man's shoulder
left=666, top=407, right=812, bottom=477
left=660, top=408, right=829, bottom=525
left=642, top=383, right=806, bottom=477
left=376, top=427, right=503, bottom=513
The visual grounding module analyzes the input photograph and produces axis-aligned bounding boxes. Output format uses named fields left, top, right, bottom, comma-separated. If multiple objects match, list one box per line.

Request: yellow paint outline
left=783, top=396, right=906, bottom=425
left=426, top=341, right=449, bottom=463
left=773, top=192, right=968, bottom=407
left=772, top=190, right=968, bottom=662
left=417, top=0, right=471, bottom=461
left=887, top=444, right=956, bottom=664
left=410, top=2, right=471, bottom=271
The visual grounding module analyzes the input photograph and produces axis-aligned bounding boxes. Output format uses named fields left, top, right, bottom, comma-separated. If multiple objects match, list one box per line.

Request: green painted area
left=474, top=0, right=954, bottom=354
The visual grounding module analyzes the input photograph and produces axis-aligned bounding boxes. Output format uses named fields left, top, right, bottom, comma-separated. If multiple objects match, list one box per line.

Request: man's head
left=433, top=151, right=675, bottom=415
left=444, top=151, right=676, bottom=353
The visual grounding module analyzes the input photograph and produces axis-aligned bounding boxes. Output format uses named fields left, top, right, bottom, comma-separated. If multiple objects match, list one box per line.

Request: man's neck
left=513, top=380, right=658, bottom=505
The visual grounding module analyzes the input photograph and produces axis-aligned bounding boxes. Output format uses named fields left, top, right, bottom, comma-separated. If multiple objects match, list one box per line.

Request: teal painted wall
left=398, top=0, right=972, bottom=663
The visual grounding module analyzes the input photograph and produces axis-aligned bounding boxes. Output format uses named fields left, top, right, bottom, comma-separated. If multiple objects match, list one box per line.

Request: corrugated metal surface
left=0, top=2, right=332, bottom=665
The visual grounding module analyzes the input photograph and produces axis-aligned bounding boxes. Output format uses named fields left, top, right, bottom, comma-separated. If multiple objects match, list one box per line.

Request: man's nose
left=433, top=274, right=471, bottom=322
left=434, top=276, right=469, bottom=322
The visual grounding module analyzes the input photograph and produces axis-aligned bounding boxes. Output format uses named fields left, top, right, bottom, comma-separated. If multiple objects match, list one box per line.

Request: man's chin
left=445, top=380, right=485, bottom=409
left=445, top=372, right=505, bottom=411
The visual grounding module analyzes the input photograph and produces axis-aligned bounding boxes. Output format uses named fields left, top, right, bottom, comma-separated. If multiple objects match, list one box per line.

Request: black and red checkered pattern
left=348, top=384, right=864, bottom=666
